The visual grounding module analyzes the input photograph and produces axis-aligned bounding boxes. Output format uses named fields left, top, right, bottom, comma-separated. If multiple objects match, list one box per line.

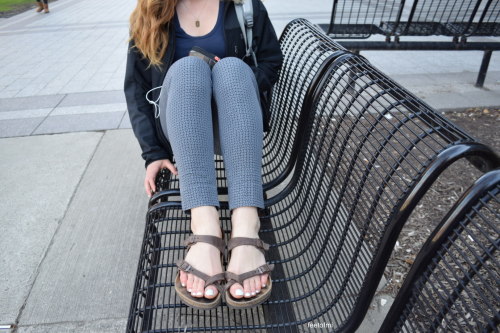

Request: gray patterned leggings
left=159, top=56, right=264, bottom=213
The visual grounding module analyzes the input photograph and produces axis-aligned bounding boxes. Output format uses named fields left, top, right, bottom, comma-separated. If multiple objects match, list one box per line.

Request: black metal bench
left=319, top=0, right=500, bottom=87
left=126, top=19, right=500, bottom=333
left=379, top=168, right=500, bottom=332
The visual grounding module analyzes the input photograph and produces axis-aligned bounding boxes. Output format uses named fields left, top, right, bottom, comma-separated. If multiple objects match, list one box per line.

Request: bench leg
left=475, top=50, right=492, bottom=88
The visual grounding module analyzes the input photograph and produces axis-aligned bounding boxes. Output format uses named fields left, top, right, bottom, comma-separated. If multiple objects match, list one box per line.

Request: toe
left=179, top=270, right=188, bottom=287
left=190, top=277, right=197, bottom=297
left=193, top=277, right=204, bottom=297
left=187, top=273, right=195, bottom=292
left=204, top=285, right=218, bottom=299
left=256, top=275, right=263, bottom=293
left=197, top=278, right=206, bottom=297
left=191, top=277, right=200, bottom=297
left=261, top=273, right=268, bottom=288
left=254, top=276, right=261, bottom=293
left=243, top=279, right=252, bottom=298
left=249, top=278, right=256, bottom=296
left=230, top=283, right=244, bottom=299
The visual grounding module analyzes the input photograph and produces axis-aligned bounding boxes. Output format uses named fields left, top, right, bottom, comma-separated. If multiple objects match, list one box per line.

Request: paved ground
left=0, top=0, right=499, bottom=332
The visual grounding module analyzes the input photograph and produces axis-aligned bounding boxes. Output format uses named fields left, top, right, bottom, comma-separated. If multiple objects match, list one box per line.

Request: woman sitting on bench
left=124, top=0, right=283, bottom=310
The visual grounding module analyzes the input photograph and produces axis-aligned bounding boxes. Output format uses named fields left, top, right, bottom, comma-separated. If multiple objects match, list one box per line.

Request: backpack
left=235, top=0, right=258, bottom=68
left=235, top=0, right=273, bottom=132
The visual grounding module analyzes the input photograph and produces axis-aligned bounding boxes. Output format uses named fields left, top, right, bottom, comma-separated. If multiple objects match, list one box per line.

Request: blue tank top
left=173, top=1, right=226, bottom=63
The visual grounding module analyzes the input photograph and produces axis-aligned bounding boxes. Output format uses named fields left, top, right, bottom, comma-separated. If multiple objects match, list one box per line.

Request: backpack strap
left=235, top=0, right=258, bottom=67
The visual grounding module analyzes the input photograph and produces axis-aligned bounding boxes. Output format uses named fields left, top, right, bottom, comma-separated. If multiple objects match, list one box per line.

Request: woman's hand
left=145, top=159, right=178, bottom=197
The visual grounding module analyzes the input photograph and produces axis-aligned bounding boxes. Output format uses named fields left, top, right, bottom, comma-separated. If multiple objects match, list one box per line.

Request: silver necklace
left=181, top=0, right=210, bottom=28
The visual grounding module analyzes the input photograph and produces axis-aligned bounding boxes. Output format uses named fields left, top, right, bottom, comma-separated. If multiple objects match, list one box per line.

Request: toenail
left=262, top=284, right=266, bottom=288
left=256, top=289, right=260, bottom=293
left=205, top=289, right=214, bottom=296
left=181, top=283, right=185, bottom=287
left=187, top=288, right=192, bottom=292
left=251, top=292, right=256, bottom=295
left=245, top=292, right=251, bottom=297
left=235, top=289, right=244, bottom=296
left=196, top=291, right=203, bottom=296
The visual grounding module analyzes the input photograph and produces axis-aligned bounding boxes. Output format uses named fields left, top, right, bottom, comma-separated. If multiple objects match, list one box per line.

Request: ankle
left=231, top=229, right=259, bottom=238
left=190, top=206, right=221, bottom=236
left=231, top=218, right=260, bottom=238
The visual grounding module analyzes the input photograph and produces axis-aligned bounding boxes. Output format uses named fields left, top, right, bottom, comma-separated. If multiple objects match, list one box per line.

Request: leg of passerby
left=35, top=0, right=43, bottom=12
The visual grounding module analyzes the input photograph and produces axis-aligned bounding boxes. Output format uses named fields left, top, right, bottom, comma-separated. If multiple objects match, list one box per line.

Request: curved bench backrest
left=261, top=19, right=347, bottom=188
left=264, top=50, right=499, bottom=331
left=379, top=169, right=500, bottom=332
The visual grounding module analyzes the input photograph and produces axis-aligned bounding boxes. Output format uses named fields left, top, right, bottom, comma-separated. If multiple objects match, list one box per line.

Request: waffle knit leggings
left=158, top=56, right=264, bottom=212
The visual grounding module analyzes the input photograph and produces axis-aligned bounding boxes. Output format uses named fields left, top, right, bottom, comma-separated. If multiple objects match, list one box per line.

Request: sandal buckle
left=181, top=262, right=192, bottom=272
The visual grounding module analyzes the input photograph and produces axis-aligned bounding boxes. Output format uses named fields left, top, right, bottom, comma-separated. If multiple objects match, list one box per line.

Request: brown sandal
left=175, top=230, right=226, bottom=310
left=224, top=237, right=275, bottom=309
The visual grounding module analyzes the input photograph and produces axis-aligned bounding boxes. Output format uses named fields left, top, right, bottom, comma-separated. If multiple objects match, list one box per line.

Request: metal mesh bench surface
left=127, top=19, right=500, bottom=333
left=379, top=169, right=500, bottom=332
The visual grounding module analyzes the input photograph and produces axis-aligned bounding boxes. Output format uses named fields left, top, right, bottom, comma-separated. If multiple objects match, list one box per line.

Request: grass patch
left=0, top=0, right=35, bottom=12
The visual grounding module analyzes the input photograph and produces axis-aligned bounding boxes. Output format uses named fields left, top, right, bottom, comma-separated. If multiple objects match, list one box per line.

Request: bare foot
left=226, top=207, right=269, bottom=299
left=178, top=206, right=223, bottom=299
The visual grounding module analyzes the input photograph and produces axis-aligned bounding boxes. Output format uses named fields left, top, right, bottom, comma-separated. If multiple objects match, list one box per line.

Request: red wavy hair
left=129, top=0, right=179, bottom=67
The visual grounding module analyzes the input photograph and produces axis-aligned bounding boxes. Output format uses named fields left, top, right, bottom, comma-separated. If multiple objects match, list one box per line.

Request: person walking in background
left=35, top=0, right=49, bottom=13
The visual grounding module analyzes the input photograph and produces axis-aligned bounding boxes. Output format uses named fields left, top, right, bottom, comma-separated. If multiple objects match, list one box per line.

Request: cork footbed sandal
left=223, top=237, right=275, bottom=309
left=175, top=230, right=226, bottom=310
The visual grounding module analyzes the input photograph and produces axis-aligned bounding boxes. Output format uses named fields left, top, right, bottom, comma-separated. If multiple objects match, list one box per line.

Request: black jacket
left=124, top=0, right=283, bottom=168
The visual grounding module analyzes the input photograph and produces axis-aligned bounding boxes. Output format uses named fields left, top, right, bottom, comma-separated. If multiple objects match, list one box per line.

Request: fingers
left=149, top=177, right=156, bottom=195
left=144, top=159, right=178, bottom=198
left=145, top=160, right=163, bottom=197
left=144, top=178, right=152, bottom=197
left=163, top=160, right=178, bottom=176
left=144, top=176, right=156, bottom=198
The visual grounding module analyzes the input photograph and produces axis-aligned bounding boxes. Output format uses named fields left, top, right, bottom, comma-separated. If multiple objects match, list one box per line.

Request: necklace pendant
left=195, top=20, right=200, bottom=28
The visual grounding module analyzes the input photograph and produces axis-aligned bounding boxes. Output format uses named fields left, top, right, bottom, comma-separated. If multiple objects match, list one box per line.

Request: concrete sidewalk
left=0, top=0, right=499, bottom=138
left=0, top=0, right=498, bottom=332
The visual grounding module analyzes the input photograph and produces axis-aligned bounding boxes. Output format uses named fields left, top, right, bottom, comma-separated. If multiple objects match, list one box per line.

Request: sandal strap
left=224, top=263, right=275, bottom=290
left=176, top=259, right=226, bottom=293
left=227, top=237, right=270, bottom=254
left=184, top=235, right=225, bottom=253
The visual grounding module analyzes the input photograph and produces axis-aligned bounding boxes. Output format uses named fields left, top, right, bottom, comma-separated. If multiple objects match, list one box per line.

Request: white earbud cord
left=145, top=86, right=163, bottom=118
